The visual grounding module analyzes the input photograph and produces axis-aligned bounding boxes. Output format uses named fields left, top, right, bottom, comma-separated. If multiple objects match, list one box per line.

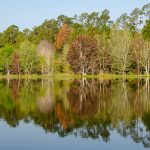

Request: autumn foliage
left=55, top=103, right=70, bottom=130
left=67, top=80, right=99, bottom=117
left=67, top=35, right=100, bottom=75
left=55, top=23, right=70, bottom=51
left=0, top=3, right=150, bottom=75
left=12, top=52, right=20, bottom=75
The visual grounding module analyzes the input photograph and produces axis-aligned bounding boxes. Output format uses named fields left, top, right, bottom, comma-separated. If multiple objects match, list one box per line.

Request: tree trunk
left=145, top=65, right=149, bottom=76
left=82, top=66, right=85, bottom=76
left=7, top=68, right=10, bottom=76
left=41, top=66, right=43, bottom=75
left=148, top=61, right=150, bottom=76
left=137, top=61, right=140, bottom=75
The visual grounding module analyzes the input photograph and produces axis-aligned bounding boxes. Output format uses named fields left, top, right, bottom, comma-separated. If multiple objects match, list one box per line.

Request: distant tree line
left=0, top=3, right=150, bottom=75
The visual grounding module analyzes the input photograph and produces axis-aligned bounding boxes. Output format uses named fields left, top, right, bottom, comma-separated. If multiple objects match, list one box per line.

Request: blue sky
left=0, top=0, right=149, bottom=31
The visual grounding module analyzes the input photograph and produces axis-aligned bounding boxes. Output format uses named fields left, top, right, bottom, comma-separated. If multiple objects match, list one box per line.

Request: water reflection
left=0, top=78, right=150, bottom=148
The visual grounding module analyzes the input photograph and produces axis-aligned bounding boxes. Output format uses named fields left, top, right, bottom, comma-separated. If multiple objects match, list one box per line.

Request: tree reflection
left=68, top=79, right=99, bottom=117
left=0, top=78, right=149, bottom=147
left=37, top=79, right=54, bottom=114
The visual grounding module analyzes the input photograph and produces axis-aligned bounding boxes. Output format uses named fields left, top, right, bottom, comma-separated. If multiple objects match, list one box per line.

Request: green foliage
left=0, top=3, right=149, bottom=75
left=110, top=29, right=132, bottom=74
left=55, top=44, right=72, bottom=74
left=0, top=45, right=14, bottom=75
left=142, top=20, right=150, bottom=41
left=3, top=25, right=19, bottom=45
left=0, top=33, right=3, bottom=48
left=129, top=8, right=143, bottom=34
left=142, top=3, right=150, bottom=20
left=30, top=19, right=58, bottom=44
left=19, top=40, right=39, bottom=74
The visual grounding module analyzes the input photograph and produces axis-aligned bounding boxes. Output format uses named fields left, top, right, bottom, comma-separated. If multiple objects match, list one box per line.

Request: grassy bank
left=0, top=74, right=150, bottom=80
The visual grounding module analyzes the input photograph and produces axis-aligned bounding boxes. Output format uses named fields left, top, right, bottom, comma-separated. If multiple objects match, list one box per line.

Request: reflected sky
left=0, top=120, right=145, bottom=150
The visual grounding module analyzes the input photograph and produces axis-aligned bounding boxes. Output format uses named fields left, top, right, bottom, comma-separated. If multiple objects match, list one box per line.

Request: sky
left=0, top=0, right=149, bottom=31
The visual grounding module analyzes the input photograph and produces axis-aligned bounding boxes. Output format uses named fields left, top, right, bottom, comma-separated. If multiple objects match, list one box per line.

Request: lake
left=0, top=78, right=150, bottom=150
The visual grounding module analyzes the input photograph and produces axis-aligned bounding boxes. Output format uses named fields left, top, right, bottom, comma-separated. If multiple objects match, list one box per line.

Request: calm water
left=0, top=78, right=150, bottom=150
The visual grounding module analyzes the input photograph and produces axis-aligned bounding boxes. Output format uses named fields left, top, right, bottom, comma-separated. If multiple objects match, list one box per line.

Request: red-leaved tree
left=12, top=52, right=20, bottom=75
left=67, top=35, right=99, bottom=75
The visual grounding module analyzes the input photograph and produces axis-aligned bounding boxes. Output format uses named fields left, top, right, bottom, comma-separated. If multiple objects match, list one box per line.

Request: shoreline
left=0, top=74, right=150, bottom=79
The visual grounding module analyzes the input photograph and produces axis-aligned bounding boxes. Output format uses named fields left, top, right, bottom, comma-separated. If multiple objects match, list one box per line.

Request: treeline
left=0, top=3, right=150, bottom=75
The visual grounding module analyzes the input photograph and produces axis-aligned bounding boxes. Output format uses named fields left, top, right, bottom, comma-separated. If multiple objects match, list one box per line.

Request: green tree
left=116, top=13, right=130, bottom=30
left=3, top=25, right=19, bottom=45
left=23, top=28, right=31, bottom=37
left=19, top=40, right=38, bottom=74
left=53, top=44, right=72, bottom=74
left=129, top=8, right=143, bottom=34
left=142, top=20, right=150, bottom=41
left=0, top=33, right=4, bottom=48
left=110, top=29, right=131, bottom=74
left=57, top=15, right=73, bottom=27
left=78, top=13, right=89, bottom=27
left=95, top=33, right=111, bottom=73
left=139, top=41, right=150, bottom=75
left=142, top=3, right=150, bottom=20
left=31, top=19, right=58, bottom=44
left=99, top=9, right=111, bottom=36
left=0, top=45, right=14, bottom=75
left=87, top=12, right=99, bottom=27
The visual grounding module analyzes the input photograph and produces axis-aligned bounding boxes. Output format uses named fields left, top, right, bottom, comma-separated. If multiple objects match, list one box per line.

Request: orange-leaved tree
left=55, top=23, right=70, bottom=51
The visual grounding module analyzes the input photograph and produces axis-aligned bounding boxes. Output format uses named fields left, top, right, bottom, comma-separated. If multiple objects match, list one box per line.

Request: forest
left=0, top=3, right=150, bottom=76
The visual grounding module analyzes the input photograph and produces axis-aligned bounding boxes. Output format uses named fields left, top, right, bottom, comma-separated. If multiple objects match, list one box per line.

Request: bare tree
left=110, top=29, right=131, bottom=74
left=131, top=35, right=144, bottom=75
left=139, top=41, right=150, bottom=75
left=37, top=40, right=55, bottom=75
left=95, top=34, right=111, bottom=74
left=67, top=35, right=99, bottom=75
